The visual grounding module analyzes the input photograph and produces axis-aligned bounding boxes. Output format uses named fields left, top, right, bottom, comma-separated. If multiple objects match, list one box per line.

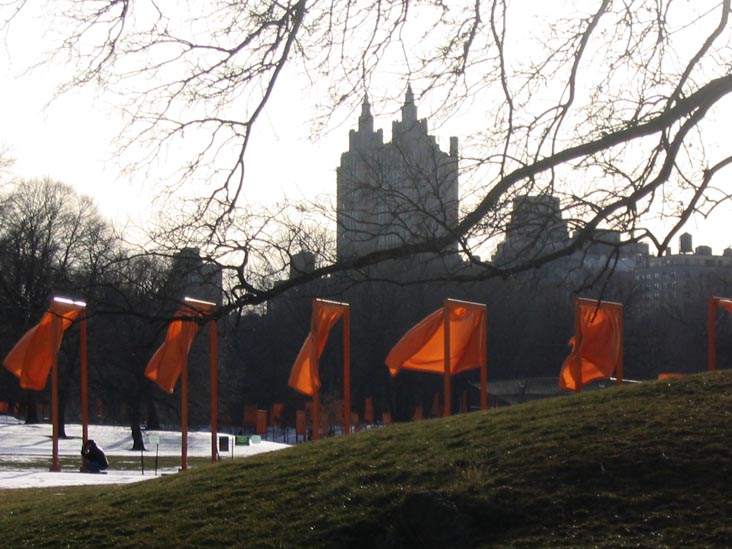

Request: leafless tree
left=4, top=0, right=732, bottom=313
left=0, top=177, right=118, bottom=425
left=0, top=178, right=116, bottom=322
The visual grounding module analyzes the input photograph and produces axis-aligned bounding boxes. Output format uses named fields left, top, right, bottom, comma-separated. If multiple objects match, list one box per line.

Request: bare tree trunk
left=145, top=398, right=161, bottom=431
left=23, top=392, right=39, bottom=424
left=130, top=398, right=146, bottom=451
left=58, top=401, right=67, bottom=439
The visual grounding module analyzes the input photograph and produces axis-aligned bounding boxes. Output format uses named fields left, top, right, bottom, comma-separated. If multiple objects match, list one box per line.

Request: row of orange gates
left=241, top=388, right=477, bottom=444
left=2, top=294, right=730, bottom=471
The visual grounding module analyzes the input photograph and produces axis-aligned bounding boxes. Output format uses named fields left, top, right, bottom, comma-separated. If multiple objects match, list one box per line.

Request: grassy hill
left=1, top=371, right=731, bottom=548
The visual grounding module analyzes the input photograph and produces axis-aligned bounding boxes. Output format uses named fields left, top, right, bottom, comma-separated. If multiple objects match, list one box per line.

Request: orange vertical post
left=210, top=319, right=218, bottom=463
left=80, top=316, right=89, bottom=444
left=480, top=307, right=488, bottom=410
left=443, top=300, right=452, bottom=417
left=343, top=307, right=351, bottom=436
left=180, top=360, right=188, bottom=471
left=709, top=297, right=717, bottom=371
left=50, top=314, right=61, bottom=472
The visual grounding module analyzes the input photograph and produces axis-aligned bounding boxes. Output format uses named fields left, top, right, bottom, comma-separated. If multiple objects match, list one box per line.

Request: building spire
left=358, top=94, right=374, bottom=132
left=362, top=93, right=371, bottom=114
left=401, top=84, right=417, bottom=123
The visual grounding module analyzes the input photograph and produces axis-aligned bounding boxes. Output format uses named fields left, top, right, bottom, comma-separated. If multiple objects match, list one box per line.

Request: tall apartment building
left=170, top=247, right=223, bottom=305
left=336, top=87, right=459, bottom=261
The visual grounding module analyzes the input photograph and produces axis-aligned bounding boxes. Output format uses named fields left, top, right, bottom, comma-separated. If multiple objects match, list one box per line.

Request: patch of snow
left=0, top=418, right=289, bottom=490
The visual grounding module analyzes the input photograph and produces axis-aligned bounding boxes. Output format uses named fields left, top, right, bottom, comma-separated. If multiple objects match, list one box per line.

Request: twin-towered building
left=336, top=86, right=459, bottom=261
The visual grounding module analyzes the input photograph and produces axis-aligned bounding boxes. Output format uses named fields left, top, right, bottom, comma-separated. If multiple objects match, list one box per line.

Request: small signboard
left=148, top=435, right=160, bottom=445
left=235, top=435, right=249, bottom=446
left=250, top=435, right=262, bottom=444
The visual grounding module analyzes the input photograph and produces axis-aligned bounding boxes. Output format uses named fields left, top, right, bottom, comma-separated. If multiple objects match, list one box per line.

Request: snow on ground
left=0, top=416, right=289, bottom=490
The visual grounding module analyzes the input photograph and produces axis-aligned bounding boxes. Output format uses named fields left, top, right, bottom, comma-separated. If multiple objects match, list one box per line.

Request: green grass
left=1, top=371, right=731, bottom=548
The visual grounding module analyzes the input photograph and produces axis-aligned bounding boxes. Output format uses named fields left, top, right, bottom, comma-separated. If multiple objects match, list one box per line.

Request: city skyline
left=1, top=2, right=731, bottom=263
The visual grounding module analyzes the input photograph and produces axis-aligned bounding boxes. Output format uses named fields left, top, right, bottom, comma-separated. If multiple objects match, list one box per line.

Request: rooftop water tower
left=679, top=232, right=693, bottom=254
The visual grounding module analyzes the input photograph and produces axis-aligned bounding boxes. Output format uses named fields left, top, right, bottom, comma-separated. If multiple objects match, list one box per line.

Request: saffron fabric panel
left=3, top=300, right=84, bottom=391
left=559, top=302, right=622, bottom=392
left=288, top=301, right=348, bottom=396
left=385, top=304, right=487, bottom=376
left=145, top=306, right=203, bottom=394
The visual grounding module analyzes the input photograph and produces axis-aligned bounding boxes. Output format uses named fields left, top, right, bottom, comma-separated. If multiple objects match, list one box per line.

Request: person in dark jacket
left=80, top=439, right=109, bottom=473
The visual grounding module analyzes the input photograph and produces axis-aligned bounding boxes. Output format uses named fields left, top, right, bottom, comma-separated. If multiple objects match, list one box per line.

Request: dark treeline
left=1, top=180, right=732, bottom=441
left=229, top=250, right=732, bottom=429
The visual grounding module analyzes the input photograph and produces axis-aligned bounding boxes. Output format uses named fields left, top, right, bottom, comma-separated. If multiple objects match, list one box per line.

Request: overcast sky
left=1, top=3, right=731, bottom=256
left=0, top=44, right=341, bottom=231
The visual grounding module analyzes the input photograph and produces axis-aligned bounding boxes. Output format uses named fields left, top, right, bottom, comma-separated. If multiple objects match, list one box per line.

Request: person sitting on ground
left=80, top=439, right=108, bottom=473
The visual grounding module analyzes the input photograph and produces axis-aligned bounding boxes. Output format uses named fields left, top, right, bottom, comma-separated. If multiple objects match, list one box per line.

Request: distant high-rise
left=336, top=87, right=459, bottom=261
left=170, top=247, right=222, bottom=305
left=492, top=195, right=570, bottom=266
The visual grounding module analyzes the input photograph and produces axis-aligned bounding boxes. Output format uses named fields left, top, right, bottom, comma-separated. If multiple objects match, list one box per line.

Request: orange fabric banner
left=385, top=303, right=487, bottom=376
left=3, top=299, right=84, bottom=391
left=145, top=305, right=204, bottom=394
left=559, top=300, right=623, bottom=392
left=288, top=300, right=348, bottom=396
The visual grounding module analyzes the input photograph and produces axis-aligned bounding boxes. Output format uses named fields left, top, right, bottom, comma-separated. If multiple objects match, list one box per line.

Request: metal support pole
left=50, top=314, right=60, bottom=472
